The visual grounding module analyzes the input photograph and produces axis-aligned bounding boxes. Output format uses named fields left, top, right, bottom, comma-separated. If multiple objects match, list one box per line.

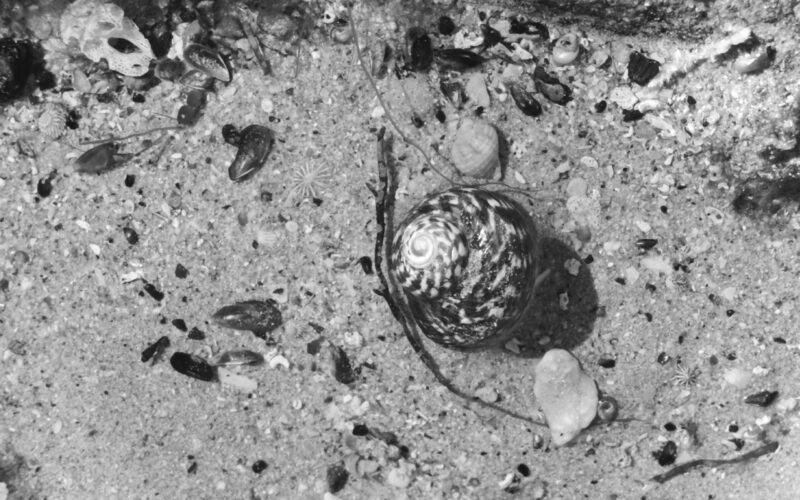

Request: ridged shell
left=451, top=118, right=500, bottom=179
left=390, top=188, right=539, bottom=348
left=37, top=103, right=67, bottom=140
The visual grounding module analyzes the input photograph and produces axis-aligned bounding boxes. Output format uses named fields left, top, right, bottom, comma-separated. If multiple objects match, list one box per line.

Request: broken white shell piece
left=60, top=0, right=154, bottom=76
left=217, top=367, right=258, bottom=391
left=533, top=349, right=598, bottom=446
left=268, top=353, right=291, bottom=370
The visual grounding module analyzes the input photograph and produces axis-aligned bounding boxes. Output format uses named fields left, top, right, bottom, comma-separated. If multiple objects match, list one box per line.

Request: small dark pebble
left=352, top=423, right=369, bottom=436
left=584, top=254, right=594, bottom=264
left=222, top=124, right=240, bottom=146
left=0, top=278, right=9, bottom=292
left=124, top=174, right=136, bottom=187
left=37, top=171, right=55, bottom=197
left=66, top=109, right=80, bottom=129
left=773, top=336, right=786, bottom=344
left=635, top=238, right=658, bottom=250
left=533, top=66, right=572, bottom=105
left=594, top=100, right=607, bottom=113
left=728, top=424, right=739, bottom=433
left=312, top=197, right=323, bottom=206
left=516, top=463, right=531, bottom=477
left=407, top=28, right=433, bottom=72
left=726, top=351, right=737, bottom=361
left=730, top=438, right=745, bottom=451
left=509, top=83, right=542, bottom=117
left=308, top=322, right=325, bottom=333
left=628, top=51, right=661, bottom=85
left=307, top=337, right=325, bottom=355
left=664, top=422, right=677, bottom=432
left=212, top=299, right=282, bottom=336
left=653, top=440, right=678, bottom=466
left=358, top=256, right=373, bottom=275
left=188, top=327, right=205, bottom=340
left=687, top=95, right=696, bottom=107
left=744, top=390, right=778, bottom=407
left=598, top=358, right=616, bottom=368
left=252, top=460, right=268, bottom=473
left=172, top=318, right=188, bottom=332
left=122, top=226, right=139, bottom=245
left=726, top=309, right=735, bottom=317
left=187, top=462, right=198, bottom=474
left=614, top=277, right=626, bottom=285
left=645, top=282, right=657, bottom=292
left=411, top=113, right=424, bottom=128
left=260, top=190, right=273, bottom=203
left=709, top=355, right=718, bottom=366
left=622, top=109, right=644, bottom=122
left=438, top=15, right=456, bottom=36
left=175, top=263, right=188, bottom=278
left=480, top=23, right=503, bottom=49
left=141, top=336, right=170, bottom=363
left=132, top=93, right=145, bottom=103
left=330, top=344, right=356, bottom=384
left=434, top=106, right=446, bottom=123
left=657, top=351, right=671, bottom=365
left=143, top=282, right=164, bottom=301
left=170, top=352, right=216, bottom=381
left=326, top=464, right=349, bottom=493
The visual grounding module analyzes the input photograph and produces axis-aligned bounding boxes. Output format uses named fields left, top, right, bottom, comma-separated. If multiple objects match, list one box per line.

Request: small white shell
left=451, top=117, right=500, bottom=178
left=552, top=33, right=580, bottom=66
left=37, top=103, right=67, bottom=140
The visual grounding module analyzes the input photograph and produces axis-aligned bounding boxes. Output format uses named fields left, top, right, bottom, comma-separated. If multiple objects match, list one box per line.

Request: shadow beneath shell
left=511, top=236, right=599, bottom=358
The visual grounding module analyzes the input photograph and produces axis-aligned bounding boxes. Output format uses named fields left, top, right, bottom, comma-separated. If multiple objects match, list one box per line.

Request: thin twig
left=79, top=126, right=185, bottom=146
left=650, top=441, right=779, bottom=484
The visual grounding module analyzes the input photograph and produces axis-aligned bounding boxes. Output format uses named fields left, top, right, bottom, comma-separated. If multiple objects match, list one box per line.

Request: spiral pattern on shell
left=390, top=187, right=539, bottom=348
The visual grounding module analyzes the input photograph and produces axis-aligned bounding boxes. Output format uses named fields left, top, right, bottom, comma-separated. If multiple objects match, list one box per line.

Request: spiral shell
left=390, top=188, right=539, bottom=348
left=552, top=33, right=580, bottom=66
left=451, top=118, right=500, bottom=179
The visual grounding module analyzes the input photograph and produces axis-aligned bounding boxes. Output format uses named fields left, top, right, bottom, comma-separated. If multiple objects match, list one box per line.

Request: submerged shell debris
left=212, top=299, right=283, bottom=338
left=183, top=43, right=231, bottom=82
left=451, top=118, right=500, bottom=178
left=552, top=33, right=580, bottom=66
left=508, top=83, right=542, bottom=117
left=212, top=350, right=265, bottom=367
left=227, top=125, right=274, bottom=181
left=170, top=352, right=217, bottom=381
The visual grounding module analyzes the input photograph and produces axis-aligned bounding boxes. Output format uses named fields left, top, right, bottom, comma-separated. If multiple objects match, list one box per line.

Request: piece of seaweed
left=650, top=441, right=779, bottom=484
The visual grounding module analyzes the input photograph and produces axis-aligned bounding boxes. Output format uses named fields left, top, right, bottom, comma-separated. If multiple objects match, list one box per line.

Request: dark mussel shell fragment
left=170, top=352, right=217, bottom=381
left=533, top=66, right=572, bottom=105
left=440, top=79, right=466, bottom=107
left=183, top=43, right=231, bottom=82
left=434, top=48, right=484, bottom=72
left=221, top=123, right=240, bottom=146
left=74, top=143, right=120, bottom=174
left=438, top=16, right=456, bottom=36
left=406, top=27, right=433, bottom=72
left=141, top=335, right=170, bottom=364
left=508, top=83, right=542, bottom=117
left=177, top=89, right=207, bottom=126
left=154, top=57, right=186, bottom=82
left=227, top=125, right=274, bottom=181
left=480, top=23, right=504, bottom=49
left=212, top=299, right=283, bottom=337
left=328, top=344, right=356, bottom=384
left=373, top=43, right=393, bottom=80
left=628, top=51, right=661, bottom=86
left=212, top=349, right=265, bottom=367
left=509, top=16, right=549, bottom=40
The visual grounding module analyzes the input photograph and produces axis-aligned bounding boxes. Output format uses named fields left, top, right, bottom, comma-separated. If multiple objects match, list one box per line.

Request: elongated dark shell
left=434, top=48, right=484, bottom=72
left=508, top=83, right=542, bottom=117
left=183, top=43, right=231, bottom=82
left=227, top=125, right=274, bottom=181
left=390, top=188, right=539, bottom=348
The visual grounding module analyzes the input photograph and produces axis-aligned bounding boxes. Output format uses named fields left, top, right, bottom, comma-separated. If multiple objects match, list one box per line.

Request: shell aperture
left=390, top=188, right=539, bottom=348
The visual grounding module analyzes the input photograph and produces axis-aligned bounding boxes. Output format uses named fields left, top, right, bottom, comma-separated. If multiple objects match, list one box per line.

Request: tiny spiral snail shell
left=390, top=187, right=539, bottom=348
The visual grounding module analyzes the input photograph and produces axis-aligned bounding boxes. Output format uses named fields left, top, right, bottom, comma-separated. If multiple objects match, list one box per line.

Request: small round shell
left=451, top=118, right=500, bottom=179
left=552, top=33, right=580, bottom=66
left=37, top=103, right=67, bottom=140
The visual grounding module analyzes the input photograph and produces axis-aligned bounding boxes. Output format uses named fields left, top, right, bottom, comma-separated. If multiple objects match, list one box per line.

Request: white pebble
left=564, top=258, right=581, bottom=276
left=261, top=97, right=274, bottom=114
left=624, top=266, right=640, bottom=285
left=634, top=220, right=651, bottom=233
left=343, top=331, right=363, bottom=347
left=640, top=256, right=671, bottom=275
left=370, top=106, right=385, bottom=118
left=475, top=386, right=499, bottom=403
left=580, top=156, right=599, bottom=169
left=465, top=73, right=490, bottom=108
left=285, top=220, right=299, bottom=233
left=723, top=368, right=752, bottom=388
left=218, top=368, right=258, bottom=391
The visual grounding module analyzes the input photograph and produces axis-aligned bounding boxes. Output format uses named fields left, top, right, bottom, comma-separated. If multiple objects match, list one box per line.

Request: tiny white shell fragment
left=513, top=170, right=527, bottom=184
left=119, top=270, right=144, bottom=283
left=75, top=219, right=91, bottom=231
left=641, top=255, right=672, bottom=275
left=580, top=156, right=599, bottom=169
left=370, top=106, right=385, bottom=118
left=564, top=258, right=581, bottom=276
left=634, top=220, right=651, bottom=233
left=269, top=354, right=291, bottom=370
left=218, top=367, right=258, bottom=391
left=89, top=244, right=101, bottom=256
left=552, top=33, right=580, bottom=66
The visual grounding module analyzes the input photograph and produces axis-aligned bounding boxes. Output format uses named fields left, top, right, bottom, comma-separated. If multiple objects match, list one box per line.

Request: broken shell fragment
left=217, top=367, right=258, bottom=391
left=212, top=349, right=265, bottom=367
left=227, top=125, right=274, bottom=181
left=627, top=51, right=661, bottom=85
left=533, top=67, right=572, bottom=105
left=508, top=83, right=542, bottom=117
left=552, top=33, right=580, bottom=66
left=170, top=352, right=217, bottom=382
left=533, top=349, right=599, bottom=446
left=183, top=43, right=231, bottom=82
left=212, top=299, right=282, bottom=337
left=597, top=395, right=619, bottom=422
left=451, top=117, right=500, bottom=178
left=733, top=46, right=775, bottom=74
left=434, top=48, right=484, bottom=72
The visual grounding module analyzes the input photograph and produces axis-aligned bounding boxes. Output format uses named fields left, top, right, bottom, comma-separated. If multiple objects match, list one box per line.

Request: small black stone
left=516, top=464, right=531, bottom=477
left=728, top=424, right=739, bottom=433
left=252, top=460, right=268, bottom=473
left=438, top=15, right=456, bottom=36
left=584, top=254, right=594, bottom=264
left=175, top=263, right=188, bottom=278
left=306, top=337, right=325, bottom=355
left=598, top=358, right=616, bottom=368
left=187, top=462, right=198, bottom=474
left=744, top=390, right=779, bottom=407
left=132, top=93, right=145, bottom=103
left=122, top=226, right=139, bottom=245
left=352, top=423, right=369, bottom=436
left=143, top=282, right=164, bottom=301
left=730, top=438, right=745, bottom=451
left=141, top=336, right=170, bottom=363
left=645, top=282, right=657, bottom=292
left=435, top=107, right=446, bottom=123
left=726, top=309, right=735, bottom=317
left=628, top=51, right=661, bottom=85
left=594, top=100, right=607, bottom=113
left=644, top=312, right=653, bottom=322
left=187, top=327, right=205, bottom=340
left=37, top=172, right=55, bottom=197
left=260, top=190, right=273, bottom=203
left=773, top=336, right=787, bottom=344
left=687, top=95, right=696, bottom=107
left=652, top=440, right=677, bottom=466
left=124, top=174, right=136, bottom=187
left=358, top=256, right=373, bottom=275
left=326, top=464, right=349, bottom=493
left=663, top=422, right=677, bottom=432
left=657, top=351, right=671, bottom=365
left=622, top=109, right=645, bottom=122
left=614, top=277, right=626, bottom=285
left=330, top=344, right=355, bottom=384
left=222, top=124, right=240, bottom=146
left=635, top=238, right=658, bottom=250
left=172, top=318, right=188, bottom=332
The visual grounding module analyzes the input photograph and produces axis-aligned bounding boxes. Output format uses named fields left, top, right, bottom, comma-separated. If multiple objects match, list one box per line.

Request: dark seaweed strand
left=373, top=130, right=541, bottom=426
left=650, top=441, right=779, bottom=484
